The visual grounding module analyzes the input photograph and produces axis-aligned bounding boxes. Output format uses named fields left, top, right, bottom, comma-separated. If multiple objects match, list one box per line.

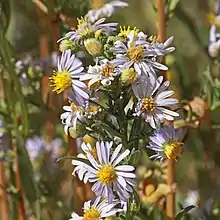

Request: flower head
left=80, top=59, right=117, bottom=87
left=60, top=102, right=83, bottom=135
left=70, top=196, right=122, bottom=220
left=63, top=18, right=118, bottom=44
left=84, top=101, right=102, bottom=119
left=147, top=125, right=184, bottom=161
left=133, top=75, right=179, bottom=129
left=50, top=50, right=89, bottom=100
left=111, top=32, right=173, bottom=79
left=72, top=141, right=136, bottom=202
left=86, top=0, right=128, bottom=23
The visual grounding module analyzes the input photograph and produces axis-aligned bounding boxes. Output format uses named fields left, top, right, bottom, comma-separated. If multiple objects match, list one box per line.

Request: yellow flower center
left=77, top=17, right=88, bottom=30
left=141, top=97, right=155, bottom=112
left=50, top=71, right=72, bottom=94
left=206, top=12, right=215, bottom=26
left=76, top=17, right=91, bottom=38
left=83, top=208, right=100, bottom=220
left=84, top=38, right=102, bottom=56
left=102, top=64, right=114, bottom=77
left=97, top=165, right=116, bottom=184
left=87, top=105, right=99, bottom=113
left=164, top=141, right=183, bottom=160
left=120, top=68, right=137, bottom=85
left=127, top=45, right=144, bottom=62
left=148, top=35, right=159, bottom=43
left=90, top=0, right=104, bottom=9
left=118, top=26, right=139, bottom=39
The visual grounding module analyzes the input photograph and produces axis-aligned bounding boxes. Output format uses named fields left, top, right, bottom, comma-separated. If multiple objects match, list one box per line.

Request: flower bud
left=84, top=38, right=102, bottom=56
left=59, top=39, right=77, bottom=52
left=120, top=68, right=137, bottom=86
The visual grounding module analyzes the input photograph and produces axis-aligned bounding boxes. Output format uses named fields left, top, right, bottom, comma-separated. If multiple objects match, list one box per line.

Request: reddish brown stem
left=156, top=0, right=175, bottom=219
left=0, top=161, right=9, bottom=220
left=14, top=143, right=26, bottom=220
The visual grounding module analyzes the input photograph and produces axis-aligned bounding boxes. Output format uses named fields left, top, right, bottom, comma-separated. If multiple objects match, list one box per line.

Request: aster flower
left=145, top=36, right=175, bottom=57
left=84, top=101, right=102, bottom=119
left=86, top=0, right=128, bottom=23
left=60, top=102, right=83, bottom=135
left=72, top=141, right=136, bottom=202
left=147, top=125, right=184, bottom=161
left=50, top=50, right=89, bottom=100
left=25, top=136, right=45, bottom=161
left=111, top=31, right=173, bottom=78
left=80, top=59, right=118, bottom=87
left=63, top=18, right=118, bottom=44
left=133, top=75, right=179, bottom=129
left=77, top=142, right=98, bottom=161
left=25, top=136, right=63, bottom=161
left=70, top=196, right=122, bottom=220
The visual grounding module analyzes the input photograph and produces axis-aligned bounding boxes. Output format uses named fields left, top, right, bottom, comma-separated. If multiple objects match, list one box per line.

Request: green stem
left=0, top=32, right=28, bottom=136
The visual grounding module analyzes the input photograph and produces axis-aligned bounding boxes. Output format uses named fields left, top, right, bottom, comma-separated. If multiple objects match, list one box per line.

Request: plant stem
left=156, top=0, right=175, bottom=219
left=0, top=161, right=9, bottom=220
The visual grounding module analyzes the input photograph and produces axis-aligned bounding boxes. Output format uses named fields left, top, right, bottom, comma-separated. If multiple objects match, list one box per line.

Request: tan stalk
left=156, top=0, right=175, bottom=219
left=0, top=161, right=9, bottom=220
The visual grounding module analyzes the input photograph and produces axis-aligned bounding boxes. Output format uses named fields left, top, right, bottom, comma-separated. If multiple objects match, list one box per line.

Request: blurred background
left=1, top=0, right=220, bottom=219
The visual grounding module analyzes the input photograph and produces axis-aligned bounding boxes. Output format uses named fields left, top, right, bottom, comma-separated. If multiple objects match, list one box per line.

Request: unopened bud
left=120, top=68, right=137, bottom=86
left=59, top=39, right=77, bottom=52
left=84, top=38, right=102, bottom=56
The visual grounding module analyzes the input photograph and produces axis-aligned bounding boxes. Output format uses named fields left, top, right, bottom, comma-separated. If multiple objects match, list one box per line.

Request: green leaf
left=169, top=0, right=180, bottom=12
left=92, top=122, right=124, bottom=139
left=129, top=150, right=141, bottom=166
left=175, top=205, right=197, bottom=220
left=16, top=134, right=39, bottom=214
left=56, top=156, right=89, bottom=164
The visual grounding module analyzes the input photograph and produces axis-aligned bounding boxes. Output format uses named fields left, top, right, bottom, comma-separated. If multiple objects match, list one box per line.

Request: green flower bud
left=120, top=68, right=137, bottom=86
left=165, top=54, right=176, bottom=66
left=59, top=39, right=77, bottom=52
left=84, top=38, right=102, bottom=56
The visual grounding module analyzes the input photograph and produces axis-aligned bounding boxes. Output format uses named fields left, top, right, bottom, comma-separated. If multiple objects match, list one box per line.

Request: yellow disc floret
left=87, top=105, right=99, bottom=114
left=102, top=63, right=114, bottom=77
left=127, top=45, right=144, bottom=62
left=50, top=71, right=72, bottom=94
left=141, top=97, right=155, bottom=113
left=148, top=35, right=159, bottom=43
left=97, top=165, right=116, bottom=184
left=118, top=26, right=139, bottom=39
left=83, top=208, right=100, bottom=220
left=164, top=141, right=183, bottom=160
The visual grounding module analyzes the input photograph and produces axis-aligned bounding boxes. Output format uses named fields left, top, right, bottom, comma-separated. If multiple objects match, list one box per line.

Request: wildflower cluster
left=50, top=1, right=183, bottom=219
left=208, top=1, right=220, bottom=57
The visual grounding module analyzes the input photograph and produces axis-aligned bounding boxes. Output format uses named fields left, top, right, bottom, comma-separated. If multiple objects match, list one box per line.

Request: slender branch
left=156, top=0, right=175, bottom=219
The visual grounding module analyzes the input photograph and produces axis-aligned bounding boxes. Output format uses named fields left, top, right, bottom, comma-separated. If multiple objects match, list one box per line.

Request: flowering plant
left=50, top=1, right=184, bottom=219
